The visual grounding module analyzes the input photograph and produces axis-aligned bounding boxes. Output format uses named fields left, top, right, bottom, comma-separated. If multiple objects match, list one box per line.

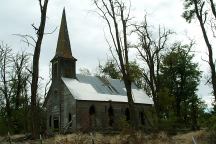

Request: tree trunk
left=194, top=0, right=216, bottom=101
left=15, top=74, right=22, bottom=109
left=124, top=80, right=138, bottom=129
left=30, top=0, right=49, bottom=138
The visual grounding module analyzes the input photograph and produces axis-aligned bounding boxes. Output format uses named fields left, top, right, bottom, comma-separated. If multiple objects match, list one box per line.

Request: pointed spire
left=54, top=8, right=73, bottom=59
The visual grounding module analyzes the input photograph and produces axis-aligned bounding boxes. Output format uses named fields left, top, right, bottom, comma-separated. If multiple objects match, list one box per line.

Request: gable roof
left=62, top=74, right=154, bottom=105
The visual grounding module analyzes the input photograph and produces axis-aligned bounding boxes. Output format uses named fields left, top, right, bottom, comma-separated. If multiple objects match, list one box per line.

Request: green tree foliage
left=98, top=59, right=143, bottom=87
left=160, top=42, right=204, bottom=130
left=98, top=59, right=121, bottom=79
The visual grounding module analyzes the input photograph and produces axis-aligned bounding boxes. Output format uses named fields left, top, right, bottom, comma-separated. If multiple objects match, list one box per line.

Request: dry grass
left=173, top=130, right=207, bottom=144
left=0, top=130, right=208, bottom=144
left=43, top=131, right=173, bottom=144
left=47, top=130, right=208, bottom=144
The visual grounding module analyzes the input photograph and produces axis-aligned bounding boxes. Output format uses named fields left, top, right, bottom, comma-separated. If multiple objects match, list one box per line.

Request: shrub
left=0, top=117, right=8, bottom=135
left=116, top=116, right=131, bottom=134
left=206, top=115, right=216, bottom=144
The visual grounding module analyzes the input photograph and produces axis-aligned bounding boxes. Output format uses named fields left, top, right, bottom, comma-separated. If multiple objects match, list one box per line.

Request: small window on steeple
left=64, top=67, right=72, bottom=77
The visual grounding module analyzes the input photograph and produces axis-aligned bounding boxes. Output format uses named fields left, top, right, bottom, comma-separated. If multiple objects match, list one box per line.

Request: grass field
left=0, top=130, right=209, bottom=144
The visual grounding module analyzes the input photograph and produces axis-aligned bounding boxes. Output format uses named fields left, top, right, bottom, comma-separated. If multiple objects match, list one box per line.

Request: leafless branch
left=13, top=34, right=36, bottom=47
left=44, top=26, right=58, bottom=35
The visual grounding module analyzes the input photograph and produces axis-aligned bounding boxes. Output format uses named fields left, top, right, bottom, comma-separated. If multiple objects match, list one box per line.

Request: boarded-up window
left=64, top=67, right=71, bottom=77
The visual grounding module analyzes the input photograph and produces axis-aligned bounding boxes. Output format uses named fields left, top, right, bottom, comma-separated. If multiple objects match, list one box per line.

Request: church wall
left=62, top=80, right=77, bottom=132
left=76, top=100, right=152, bottom=131
left=46, top=83, right=61, bottom=132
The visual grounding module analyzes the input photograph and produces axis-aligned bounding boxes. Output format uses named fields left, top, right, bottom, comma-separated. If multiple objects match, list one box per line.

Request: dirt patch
left=173, top=130, right=207, bottom=144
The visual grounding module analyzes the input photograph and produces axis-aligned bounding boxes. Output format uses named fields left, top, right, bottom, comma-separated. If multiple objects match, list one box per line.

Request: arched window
left=69, top=113, right=72, bottom=122
left=89, top=105, right=96, bottom=128
left=125, top=108, right=130, bottom=121
left=68, top=113, right=72, bottom=127
left=89, top=105, right=96, bottom=115
left=140, top=111, right=145, bottom=125
left=108, top=106, right=114, bottom=126
left=49, top=115, right=52, bottom=128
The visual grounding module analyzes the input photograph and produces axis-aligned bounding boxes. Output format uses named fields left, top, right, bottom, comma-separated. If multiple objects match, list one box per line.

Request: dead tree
left=94, top=0, right=139, bottom=128
left=133, top=17, right=172, bottom=117
left=0, top=43, right=31, bottom=133
left=13, top=53, right=29, bottom=110
left=183, top=0, right=216, bottom=104
left=30, top=0, right=49, bottom=138
left=0, top=43, right=13, bottom=131
left=14, top=0, right=50, bottom=137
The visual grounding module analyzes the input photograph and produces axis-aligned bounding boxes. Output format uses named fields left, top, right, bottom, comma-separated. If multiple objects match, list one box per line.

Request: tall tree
left=0, top=43, right=30, bottom=133
left=30, top=0, right=49, bottom=138
left=13, top=53, right=29, bottom=110
left=0, top=44, right=13, bottom=131
left=133, top=17, right=172, bottom=117
left=183, top=0, right=216, bottom=104
left=94, top=0, right=139, bottom=128
left=160, top=42, right=201, bottom=128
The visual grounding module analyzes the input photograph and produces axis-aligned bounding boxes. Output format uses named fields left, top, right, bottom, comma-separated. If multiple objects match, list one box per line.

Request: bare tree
left=0, top=42, right=31, bottom=133
left=0, top=43, right=14, bottom=131
left=183, top=0, right=216, bottom=104
left=133, top=17, right=172, bottom=117
left=13, top=53, right=29, bottom=110
left=93, top=0, right=139, bottom=128
left=0, top=43, right=3, bottom=62
left=79, top=67, right=92, bottom=76
left=15, top=0, right=50, bottom=136
left=30, top=0, right=49, bottom=138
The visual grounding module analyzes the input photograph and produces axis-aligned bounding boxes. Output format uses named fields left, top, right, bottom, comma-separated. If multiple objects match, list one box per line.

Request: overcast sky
left=0, top=0, right=214, bottom=108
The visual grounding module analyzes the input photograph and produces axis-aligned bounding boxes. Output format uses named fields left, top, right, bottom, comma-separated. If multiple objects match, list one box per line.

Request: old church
left=44, top=9, right=154, bottom=133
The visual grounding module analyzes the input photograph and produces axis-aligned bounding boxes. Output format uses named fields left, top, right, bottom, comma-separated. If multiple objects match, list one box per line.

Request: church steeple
left=54, top=8, right=73, bottom=59
left=51, top=9, right=77, bottom=80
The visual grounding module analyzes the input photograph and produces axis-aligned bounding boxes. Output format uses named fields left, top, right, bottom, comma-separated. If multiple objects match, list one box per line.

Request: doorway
left=53, top=117, right=59, bottom=131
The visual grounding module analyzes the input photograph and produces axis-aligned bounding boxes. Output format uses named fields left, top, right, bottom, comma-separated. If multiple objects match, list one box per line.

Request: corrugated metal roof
left=62, top=74, right=154, bottom=105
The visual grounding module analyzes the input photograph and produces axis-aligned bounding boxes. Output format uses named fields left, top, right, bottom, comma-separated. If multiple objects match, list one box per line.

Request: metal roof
left=62, top=74, right=154, bottom=105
